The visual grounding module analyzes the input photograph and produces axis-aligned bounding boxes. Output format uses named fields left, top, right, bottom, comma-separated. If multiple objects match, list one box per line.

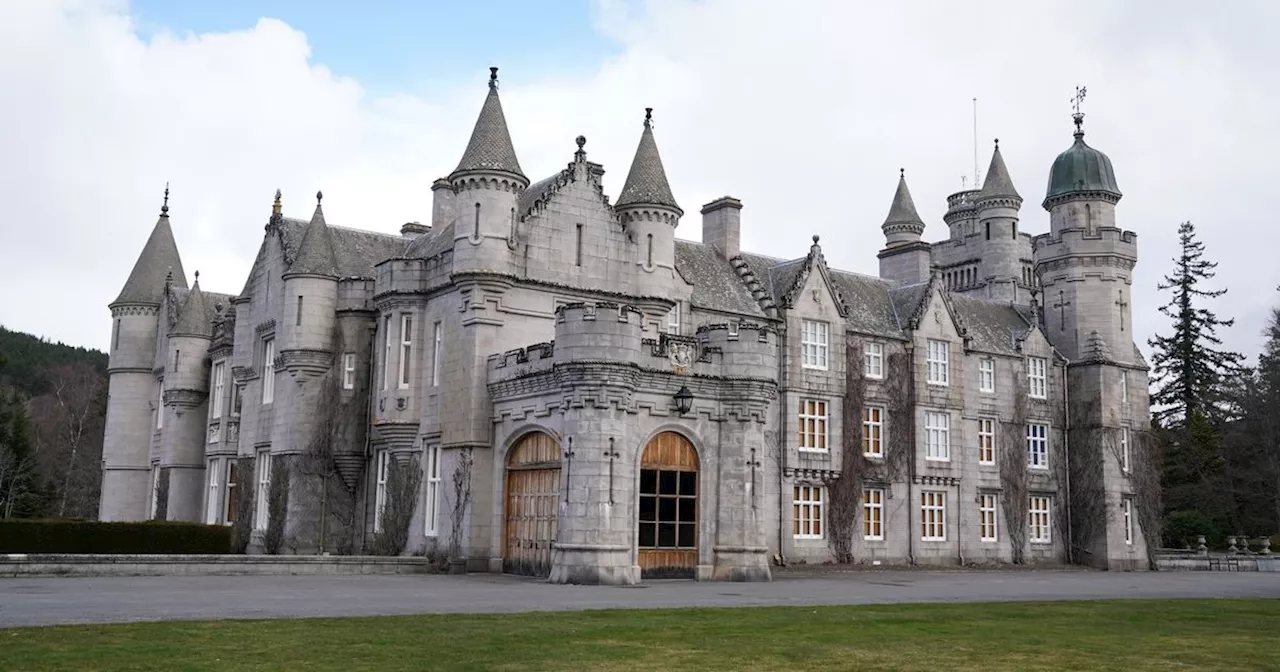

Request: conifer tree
left=1148, top=221, right=1244, bottom=425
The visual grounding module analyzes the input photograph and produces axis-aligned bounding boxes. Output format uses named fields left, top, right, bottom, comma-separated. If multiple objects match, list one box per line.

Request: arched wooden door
left=503, top=432, right=561, bottom=577
left=638, top=431, right=699, bottom=579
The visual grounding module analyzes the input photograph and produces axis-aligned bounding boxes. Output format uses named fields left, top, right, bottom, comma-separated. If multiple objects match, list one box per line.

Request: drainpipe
left=905, top=342, right=916, bottom=566
left=776, top=323, right=788, bottom=563
left=1062, top=360, right=1072, bottom=564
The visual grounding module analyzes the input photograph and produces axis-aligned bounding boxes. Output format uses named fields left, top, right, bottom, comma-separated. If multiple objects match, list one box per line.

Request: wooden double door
left=503, top=432, right=561, bottom=577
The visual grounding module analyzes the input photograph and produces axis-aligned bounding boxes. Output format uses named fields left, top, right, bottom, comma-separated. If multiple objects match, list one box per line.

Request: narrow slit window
left=575, top=223, right=583, bottom=266
left=295, top=295, right=303, bottom=326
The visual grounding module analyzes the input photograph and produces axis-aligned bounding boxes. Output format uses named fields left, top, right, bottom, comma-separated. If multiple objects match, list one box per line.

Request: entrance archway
left=503, top=431, right=561, bottom=577
left=638, top=431, right=699, bottom=579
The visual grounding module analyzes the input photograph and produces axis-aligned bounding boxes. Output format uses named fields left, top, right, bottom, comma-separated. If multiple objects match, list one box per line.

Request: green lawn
left=2, top=599, right=1275, bottom=671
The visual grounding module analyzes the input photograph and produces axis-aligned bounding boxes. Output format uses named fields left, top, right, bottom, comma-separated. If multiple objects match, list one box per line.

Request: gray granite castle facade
left=99, top=68, right=1151, bottom=582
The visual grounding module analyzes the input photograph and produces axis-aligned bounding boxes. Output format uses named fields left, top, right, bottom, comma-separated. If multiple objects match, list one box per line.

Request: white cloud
left=1, top=0, right=1277, bottom=362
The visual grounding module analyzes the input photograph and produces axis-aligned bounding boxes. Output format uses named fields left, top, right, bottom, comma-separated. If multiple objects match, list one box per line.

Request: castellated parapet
left=553, top=301, right=645, bottom=366
left=695, top=322, right=777, bottom=380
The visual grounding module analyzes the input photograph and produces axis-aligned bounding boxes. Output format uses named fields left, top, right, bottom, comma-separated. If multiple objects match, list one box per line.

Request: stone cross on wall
left=563, top=437, right=576, bottom=504
left=603, top=437, right=620, bottom=505
left=1053, top=290, right=1072, bottom=331
left=1115, top=290, right=1129, bottom=332
left=746, top=448, right=762, bottom=510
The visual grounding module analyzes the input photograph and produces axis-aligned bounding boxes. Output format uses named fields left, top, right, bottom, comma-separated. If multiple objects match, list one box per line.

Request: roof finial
left=644, top=107, right=653, bottom=130
left=812, top=234, right=820, bottom=245
left=272, top=189, right=282, bottom=216
left=574, top=135, right=587, bottom=162
left=489, top=66, right=499, bottom=91
left=194, top=270, right=199, bottom=283
left=316, top=190, right=323, bottom=205
left=161, top=182, right=170, bottom=216
left=994, top=138, right=1000, bottom=149
left=1071, top=85, right=1087, bottom=136
left=899, top=167, right=905, bottom=179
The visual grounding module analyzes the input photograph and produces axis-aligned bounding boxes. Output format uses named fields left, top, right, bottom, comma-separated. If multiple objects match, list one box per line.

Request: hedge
left=0, top=519, right=233, bottom=554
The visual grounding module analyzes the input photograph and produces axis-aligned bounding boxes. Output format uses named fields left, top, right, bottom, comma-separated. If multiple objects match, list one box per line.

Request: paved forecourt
left=1, top=570, right=1276, bottom=628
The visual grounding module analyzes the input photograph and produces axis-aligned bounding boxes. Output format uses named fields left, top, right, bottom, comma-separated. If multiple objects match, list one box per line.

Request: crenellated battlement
left=1033, top=226, right=1138, bottom=270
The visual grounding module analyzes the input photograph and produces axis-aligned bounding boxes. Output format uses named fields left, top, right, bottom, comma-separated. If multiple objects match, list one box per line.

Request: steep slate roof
left=288, top=199, right=338, bottom=276
left=402, top=220, right=455, bottom=260
left=827, top=270, right=904, bottom=339
left=452, top=68, right=524, bottom=178
left=979, top=141, right=1021, bottom=201
left=615, top=109, right=680, bottom=212
left=114, top=209, right=188, bottom=306
left=278, top=219, right=408, bottom=277
left=948, top=293, right=1034, bottom=355
left=673, top=241, right=765, bottom=318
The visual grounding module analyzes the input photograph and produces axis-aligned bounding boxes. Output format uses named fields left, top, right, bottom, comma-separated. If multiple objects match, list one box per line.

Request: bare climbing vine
left=229, top=457, right=254, bottom=553
left=447, top=448, right=474, bottom=562
left=1130, top=428, right=1163, bottom=569
left=369, top=454, right=422, bottom=556
left=1066, top=396, right=1108, bottom=565
left=1000, top=367, right=1029, bottom=564
left=262, top=456, right=290, bottom=555
left=153, top=467, right=169, bottom=522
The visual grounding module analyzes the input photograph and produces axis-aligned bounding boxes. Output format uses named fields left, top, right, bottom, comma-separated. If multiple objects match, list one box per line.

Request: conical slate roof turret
left=171, top=272, right=211, bottom=338
left=615, top=108, right=681, bottom=214
left=288, top=192, right=338, bottom=277
left=881, top=169, right=926, bottom=246
left=978, top=140, right=1021, bottom=202
left=112, top=185, right=188, bottom=307
left=452, top=67, right=525, bottom=179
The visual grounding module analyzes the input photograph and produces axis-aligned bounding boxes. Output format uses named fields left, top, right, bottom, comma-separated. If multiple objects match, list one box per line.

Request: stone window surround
left=423, top=444, right=441, bottom=537
left=1027, top=356, right=1048, bottom=399
left=979, top=492, right=999, bottom=542
left=863, top=487, right=885, bottom=540
left=979, top=357, right=996, bottom=393
left=920, top=490, right=947, bottom=541
left=863, top=341, right=884, bottom=379
left=926, top=339, right=949, bottom=386
left=792, top=484, right=824, bottom=540
left=797, top=398, right=829, bottom=452
left=977, top=417, right=997, bottom=465
left=863, top=405, right=884, bottom=457
left=1027, top=422, right=1049, bottom=470
left=1029, top=495, right=1052, bottom=544
left=800, top=319, right=829, bottom=370
left=924, top=410, right=951, bottom=462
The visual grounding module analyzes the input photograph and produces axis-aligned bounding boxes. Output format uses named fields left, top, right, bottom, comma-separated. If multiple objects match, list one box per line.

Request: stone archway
left=503, top=431, right=561, bottom=577
left=638, top=431, right=699, bottom=579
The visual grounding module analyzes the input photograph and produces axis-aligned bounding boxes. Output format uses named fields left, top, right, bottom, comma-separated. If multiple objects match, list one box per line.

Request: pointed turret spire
left=978, top=139, right=1021, bottom=201
left=111, top=188, right=188, bottom=307
left=171, top=272, right=211, bottom=338
left=615, top=108, right=681, bottom=213
left=452, top=67, right=525, bottom=179
left=880, top=169, right=926, bottom=247
left=287, top=191, right=338, bottom=277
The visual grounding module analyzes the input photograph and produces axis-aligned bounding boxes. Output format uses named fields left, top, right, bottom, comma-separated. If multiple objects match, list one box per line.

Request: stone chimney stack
left=401, top=221, right=430, bottom=240
left=700, top=196, right=742, bottom=258
left=430, top=178, right=454, bottom=230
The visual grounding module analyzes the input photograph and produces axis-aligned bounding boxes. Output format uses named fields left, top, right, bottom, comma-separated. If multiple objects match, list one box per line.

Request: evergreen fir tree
left=1147, top=221, right=1244, bottom=426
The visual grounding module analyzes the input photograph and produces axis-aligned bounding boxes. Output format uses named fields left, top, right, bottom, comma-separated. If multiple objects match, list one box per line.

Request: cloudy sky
left=2, top=0, right=1277, bottom=363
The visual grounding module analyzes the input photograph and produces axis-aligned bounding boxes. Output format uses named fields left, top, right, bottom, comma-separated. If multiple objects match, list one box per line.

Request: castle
left=100, top=67, right=1151, bottom=582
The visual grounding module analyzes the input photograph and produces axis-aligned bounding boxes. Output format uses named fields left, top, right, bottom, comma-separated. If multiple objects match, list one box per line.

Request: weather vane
left=1071, top=85, right=1087, bottom=133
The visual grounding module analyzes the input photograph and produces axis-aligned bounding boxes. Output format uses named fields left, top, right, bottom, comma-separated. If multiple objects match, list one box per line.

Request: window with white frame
left=398, top=314, right=413, bottom=389
left=261, top=338, right=275, bottom=404
left=728, top=321, right=740, bottom=337
left=431, top=322, right=442, bottom=387
left=223, top=459, right=237, bottom=525
left=925, top=411, right=950, bottom=461
left=424, top=444, right=441, bottom=536
left=979, top=493, right=998, bottom=542
left=792, top=485, right=824, bottom=539
left=1029, top=495, right=1051, bottom=543
left=926, top=339, right=949, bottom=385
left=373, top=451, right=390, bottom=533
left=863, top=488, right=884, bottom=540
left=1123, top=498, right=1134, bottom=545
left=230, top=384, right=242, bottom=417
left=1120, top=427, right=1131, bottom=473
left=798, top=399, right=828, bottom=451
left=1028, top=356, right=1047, bottom=399
left=863, top=341, right=884, bottom=379
left=205, top=458, right=221, bottom=525
left=381, top=314, right=392, bottom=390
left=156, top=379, right=164, bottom=429
left=209, top=361, right=225, bottom=421
left=979, top=358, right=995, bottom=393
left=667, top=302, right=681, bottom=335
left=342, top=353, right=356, bottom=390
left=254, top=450, right=272, bottom=530
left=863, top=406, right=884, bottom=457
left=1120, top=370, right=1129, bottom=404
left=800, top=320, right=829, bottom=370
left=977, top=418, right=996, bottom=465
left=1027, top=423, right=1049, bottom=470
left=920, top=491, right=947, bottom=540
